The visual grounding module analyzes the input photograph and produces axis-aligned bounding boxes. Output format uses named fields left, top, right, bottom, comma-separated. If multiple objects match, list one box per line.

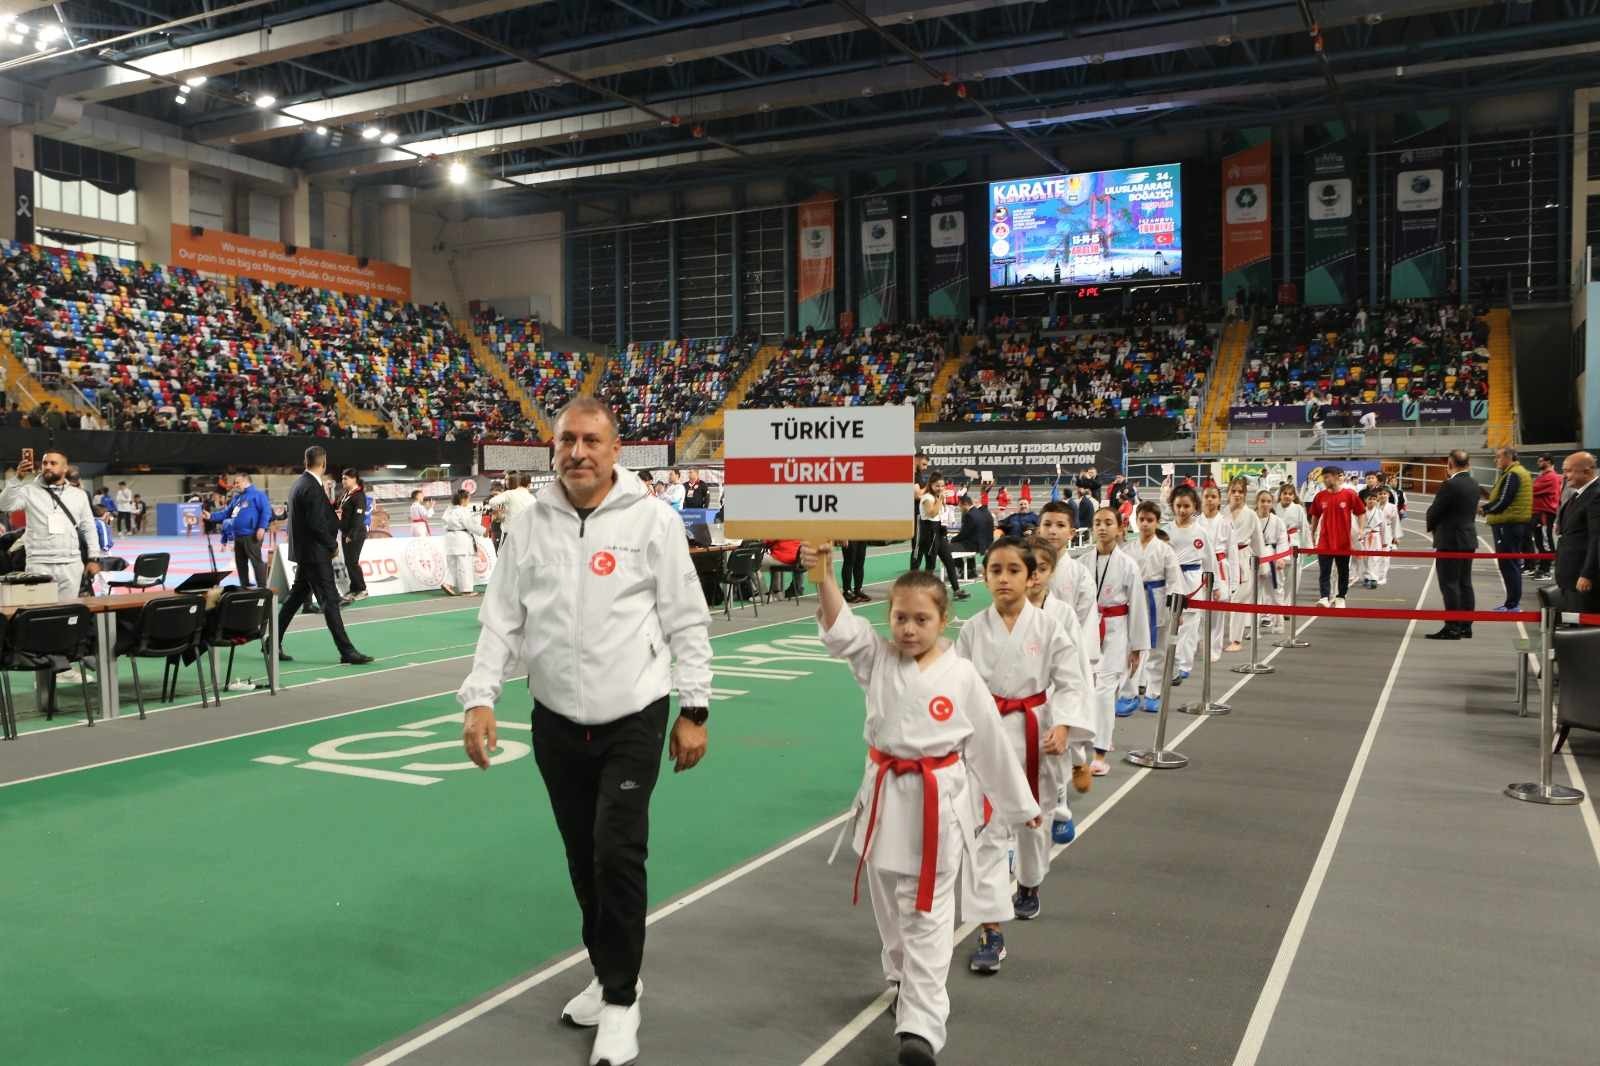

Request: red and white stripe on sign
left=723, top=456, right=910, bottom=485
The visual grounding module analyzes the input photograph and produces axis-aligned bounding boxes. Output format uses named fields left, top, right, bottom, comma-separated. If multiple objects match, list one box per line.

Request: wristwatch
left=678, top=705, right=710, bottom=726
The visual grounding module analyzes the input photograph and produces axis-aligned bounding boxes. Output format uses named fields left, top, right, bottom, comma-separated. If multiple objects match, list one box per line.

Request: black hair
left=1170, top=484, right=1201, bottom=509
left=889, top=569, right=950, bottom=619
left=1135, top=500, right=1162, bottom=521
left=984, top=535, right=1036, bottom=575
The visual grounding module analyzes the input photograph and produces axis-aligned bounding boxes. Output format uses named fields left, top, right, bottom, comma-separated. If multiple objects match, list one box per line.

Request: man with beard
left=2, top=449, right=99, bottom=600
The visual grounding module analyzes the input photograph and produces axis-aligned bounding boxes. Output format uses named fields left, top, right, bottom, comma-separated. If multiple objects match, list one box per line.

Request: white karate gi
left=1198, top=511, right=1232, bottom=659
left=1037, top=593, right=1095, bottom=823
left=1085, top=547, right=1150, bottom=752
left=442, top=504, right=478, bottom=593
left=1357, top=505, right=1393, bottom=586
left=821, top=604, right=1038, bottom=1053
left=1047, top=551, right=1096, bottom=631
left=1166, top=521, right=1217, bottom=675
left=1225, top=506, right=1267, bottom=644
left=1118, top=536, right=1184, bottom=704
left=955, top=602, right=1092, bottom=908
left=1257, top=512, right=1289, bottom=626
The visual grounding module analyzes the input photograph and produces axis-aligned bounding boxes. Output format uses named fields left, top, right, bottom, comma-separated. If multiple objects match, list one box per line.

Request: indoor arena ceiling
left=4, top=0, right=1600, bottom=203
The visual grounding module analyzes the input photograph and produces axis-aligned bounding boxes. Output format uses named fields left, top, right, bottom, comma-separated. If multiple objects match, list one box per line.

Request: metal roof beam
left=304, top=0, right=1493, bottom=179
left=45, top=0, right=537, bottom=104
left=192, top=0, right=1044, bottom=147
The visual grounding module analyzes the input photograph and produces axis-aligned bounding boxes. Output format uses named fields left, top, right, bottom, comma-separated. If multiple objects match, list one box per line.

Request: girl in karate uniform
left=408, top=490, right=433, bottom=538
left=809, top=550, right=1038, bottom=1066
left=1165, top=485, right=1216, bottom=684
left=1255, top=491, right=1288, bottom=631
left=1356, top=488, right=1394, bottom=588
left=1024, top=541, right=1096, bottom=843
left=1086, top=508, right=1150, bottom=763
left=440, top=489, right=479, bottom=597
left=1198, top=485, right=1232, bottom=662
left=1276, top=485, right=1310, bottom=615
left=1223, top=478, right=1266, bottom=652
left=955, top=537, right=1093, bottom=971
left=1119, top=501, right=1183, bottom=714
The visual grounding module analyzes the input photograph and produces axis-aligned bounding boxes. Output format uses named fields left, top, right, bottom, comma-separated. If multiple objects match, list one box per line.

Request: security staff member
left=460, top=397, right=712, bottom=1066
left=336, top=469, right=369, bottom=603
left=1, top=449, right=99, bottom=600
left=274, top=446, right=372, bottom=665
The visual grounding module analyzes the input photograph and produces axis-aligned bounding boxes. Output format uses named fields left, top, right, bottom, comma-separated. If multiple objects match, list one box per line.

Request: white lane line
left=252, top=755, right=297, bottom=766
left=360, top=812, right=853, bottom=1066
left=1558, top=752, right=1600, bottom=872
left=800, top=611, right=1333, bottom=1065
left=295, top=760, right=441, bottom=786
left=1229, top=565, right=1436, bottom=1066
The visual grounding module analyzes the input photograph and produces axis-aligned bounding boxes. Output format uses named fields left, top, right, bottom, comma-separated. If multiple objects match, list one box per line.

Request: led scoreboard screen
left=988, top=164, right=1182, bottom=289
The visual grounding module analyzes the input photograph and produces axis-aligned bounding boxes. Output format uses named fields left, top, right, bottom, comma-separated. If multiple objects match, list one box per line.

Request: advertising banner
left=1213, top=459, right=1298, bottom=491
left=1228, top=400, right=1485, bottom=426
left=925, top=186, right=969, bottom=319
left=859, top=195, right=897, bottom=328
left=796, top=194, right=836, bottom=333
left=988, top=164, right=1181, bottom=288
left=171, top=225, right=411, bottom=300
left=916, top=428, right=1126, bottom=482
left=1221, top=129, right=1272, bottom=301
left=1304, top=122, right=1356, bottom=305
left=1389, top=110, right=1450, bottom=300
left=271, top=534, right=498, bottom=600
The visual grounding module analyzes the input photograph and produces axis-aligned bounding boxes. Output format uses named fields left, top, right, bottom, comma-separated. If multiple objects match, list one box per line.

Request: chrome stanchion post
left=1233, top=556, right=1276, bottom=675
left=1127, top=593, right=1189, bottom=769
left=1506, top=601, right=1583, bottom=805
left=1180, top=573, right=1231, bottom=716
left=1274, top=548, right=1310, bottom=649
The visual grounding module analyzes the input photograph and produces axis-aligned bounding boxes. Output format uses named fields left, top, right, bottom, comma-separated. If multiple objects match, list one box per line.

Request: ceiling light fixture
left=362, top=125, right=381, bottom=140
left=380, top=131, right=398, bottom=145
left=36, top=24, right=62, bottom=44
left=254, top=93, right=275, bottom=109
left=184, top=75, right=207, bottom=88
left=175, top=93, right=187, bottom=105
left=315, top=125, right=328, bottom=136
left=448, top=161, right=467, bottom=185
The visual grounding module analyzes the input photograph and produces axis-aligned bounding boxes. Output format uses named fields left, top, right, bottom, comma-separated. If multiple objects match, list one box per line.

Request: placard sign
left=723, top=406, right=914, bottom=540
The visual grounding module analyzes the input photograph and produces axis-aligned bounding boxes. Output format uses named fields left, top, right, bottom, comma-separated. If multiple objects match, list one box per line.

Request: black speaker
left=284, top=244, right=297, bottom=255
left=190, top=225, right=204, bottom=237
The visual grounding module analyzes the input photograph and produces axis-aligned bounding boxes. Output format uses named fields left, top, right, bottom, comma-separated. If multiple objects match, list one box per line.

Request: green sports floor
left=4, top=535, right=1599, bottom=1066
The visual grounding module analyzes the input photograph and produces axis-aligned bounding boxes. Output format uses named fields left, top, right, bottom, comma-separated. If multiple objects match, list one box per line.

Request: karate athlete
left=956, top=537, right=1093, bottom=971
left=1118, top=501, right=1182, bottom=714
left=1255, top=491, right=1289, bottom=630
left=1198, top=485, right=1233, bottom=662
left=1223, top=477, right=1267, bottom=651
left=1086, top=508, right=1149, bottom=760
left=440, top=489, right=479, bottom=596
left=1037, top=501, right=1094, bottom=628
left=1356, top=488, right=1394, bottom=589
left=1276, top=485, right=1310, bottom=615
left=408, top=490, right=434, bottom=537
left=1024, top=541, right=1096, bottom=843
left=809, top=550, right=1037, bottom=1066
left=1165, top=485, right=1216, bottom=685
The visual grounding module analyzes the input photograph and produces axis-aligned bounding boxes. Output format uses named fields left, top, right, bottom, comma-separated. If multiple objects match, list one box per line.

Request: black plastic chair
left=121, top=596, right=212, bottom=717
left=105, top=552, right=170, bottom=594
left=721, top=545, right=765, bottom=620
left=201, top=588, right=276, bottom=697
left=766, top=561, right=806, bottom=604
left=0, top=603, right=95, bottom=739
left=1550, top=583, right=1600, bottom=753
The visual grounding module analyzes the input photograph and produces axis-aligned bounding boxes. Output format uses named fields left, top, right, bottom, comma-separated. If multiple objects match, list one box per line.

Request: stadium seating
left=600, top=334, right=759, bottom=439
left=741, top=323, right=947, bottom=411
left=1234, top=302, right=1490, bottom=407
left=940, top=321, right=1213, bottom=425
left=470, top=310, right=589, bottom=418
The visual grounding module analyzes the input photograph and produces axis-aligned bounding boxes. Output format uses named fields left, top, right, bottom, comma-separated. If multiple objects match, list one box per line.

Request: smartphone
left=21, top=447, right=33, bottom=467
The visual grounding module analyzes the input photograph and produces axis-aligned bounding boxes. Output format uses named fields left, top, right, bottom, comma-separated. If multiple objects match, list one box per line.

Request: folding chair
left=721, top=544, right=765, bottom=620
left=121, top=595, right=212, bottom=717
left=105, top=552, right=170, bottom=593
left=201, top=588, right=276, bottom=696
left=0, top=603, right=95, bottom=738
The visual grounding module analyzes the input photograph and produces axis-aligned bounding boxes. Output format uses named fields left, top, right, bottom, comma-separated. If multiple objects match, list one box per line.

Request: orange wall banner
left=170, top=225, right=412, bottom=301
left=1220, top=137, right=1272, bottom=277
left=796, top=193, right=836, bottom=333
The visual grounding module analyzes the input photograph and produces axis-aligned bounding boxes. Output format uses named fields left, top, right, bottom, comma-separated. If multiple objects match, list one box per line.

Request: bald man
left=1554, top=451, right=1600, bottom=613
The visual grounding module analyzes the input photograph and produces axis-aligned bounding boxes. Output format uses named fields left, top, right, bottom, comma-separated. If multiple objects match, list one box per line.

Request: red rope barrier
left=1292, top=547, right=1554, bottom=560
left=1561, top=612, right=1600, bottom=626
left=1182, top=596, right=1539, bottom=624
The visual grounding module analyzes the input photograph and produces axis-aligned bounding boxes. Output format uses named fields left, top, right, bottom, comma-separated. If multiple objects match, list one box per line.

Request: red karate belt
left=1216, top=550, right=1229, bottom=583
left=1098, top=602, right=1130, bottom=645
left=854, top=747, right=961, bottom=913
left=993, top=690, right=1049, bottom=803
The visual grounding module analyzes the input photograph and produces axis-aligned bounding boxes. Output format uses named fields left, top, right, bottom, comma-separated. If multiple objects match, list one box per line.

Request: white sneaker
left=562, top=978, right=642, bottom=1028
left=589, top=1002, right=640, bottom=1066
left=57, top=668, right=85, bottom=685
left=1317, top=597, right=1331, bottom=608
left=1333, top=597, right=1346, bottom=609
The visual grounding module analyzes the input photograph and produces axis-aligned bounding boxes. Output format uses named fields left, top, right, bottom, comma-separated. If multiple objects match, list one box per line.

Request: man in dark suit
left=1424, top=449, right=1481, bottom=639
left=1554, top=450, right=1600, bottom=614
left=951, top=494, right=995, bottom=555
left=275, top=446, right=372, bottom=664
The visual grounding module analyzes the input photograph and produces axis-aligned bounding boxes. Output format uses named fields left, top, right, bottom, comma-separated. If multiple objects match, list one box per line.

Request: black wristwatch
left=678, top=705, right=709, bottom=726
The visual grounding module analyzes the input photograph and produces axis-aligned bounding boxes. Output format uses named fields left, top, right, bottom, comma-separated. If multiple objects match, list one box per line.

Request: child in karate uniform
left=1198, top=485, right=1232, bottom=662
left=1276, top=485, right=1309, bottom=615
left=440, top=489, right=480, bottom=596
left=1356, top=488, right=1395, bottom=588
left=1255, top=491, right=1289, bottom=630
left=1119, top=501, right=1183, bottom=713
left=956, top=537, right=1093, bottom=971
left=1024, top=541, right=1095, bottom=844
left=1036, top=501, right=1095, bottom=628
left=1165, top=485, right=1216, bottom=685
left=1085, top=508, right=1149, bottom=760
left=1223, top=478, right=1266, bottom=651
left=809, top=551, right=1038, bottom=1066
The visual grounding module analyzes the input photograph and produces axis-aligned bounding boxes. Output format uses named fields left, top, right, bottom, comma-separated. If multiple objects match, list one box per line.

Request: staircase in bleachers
left=1199, top=318, right=1250, bottom=452
left=1484, top=308, right=1514, bottom=448
left=460, top=319, right=550, bottom=440
left=676, top=343, right=781, bottom=459
left=920, top=341, right=971, bottom=427
left=0, top=333, right=55, bottom=413
left=579, top=355, right=608, bottom=398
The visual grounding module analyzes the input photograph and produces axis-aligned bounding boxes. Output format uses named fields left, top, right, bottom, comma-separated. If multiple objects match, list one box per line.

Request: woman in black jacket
left=337, top=469, right=369, bottom=603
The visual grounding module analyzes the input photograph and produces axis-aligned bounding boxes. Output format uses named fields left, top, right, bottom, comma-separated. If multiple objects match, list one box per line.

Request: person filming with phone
left=1, top=449, right=99, bottom=600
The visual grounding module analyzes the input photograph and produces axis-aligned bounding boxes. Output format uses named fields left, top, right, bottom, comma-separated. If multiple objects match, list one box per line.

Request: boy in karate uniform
left=956, top=537, right=1093, bottom=970
left=1165, top=485, right=1216, bottom=685
left=1085, top=508, right=1149, bottom=759
left=1036, top=501, right=1095, bottom=628
left=1255, top=491, right=1289, bottom=630
left=1356, top=487, right=1395, bottom=588
left=1119, top=502, right=1182, bottom=713
left=1198, top=486, right=1233, bottom=662
left=1223, top=477, right=1266, bottom=651
left=1025, top=541, right=1095, bottom=843
left=810, top=552, right=1038, bottom=1066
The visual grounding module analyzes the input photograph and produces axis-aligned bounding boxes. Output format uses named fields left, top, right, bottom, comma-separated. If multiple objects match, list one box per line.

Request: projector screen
left=987, top=164, right=1182, bottom=289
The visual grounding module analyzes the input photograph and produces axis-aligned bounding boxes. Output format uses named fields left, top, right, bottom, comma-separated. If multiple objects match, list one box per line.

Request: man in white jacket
left=460, top=397, right=713, bottom=1066
left=2, top=449, right=99, bottom=600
